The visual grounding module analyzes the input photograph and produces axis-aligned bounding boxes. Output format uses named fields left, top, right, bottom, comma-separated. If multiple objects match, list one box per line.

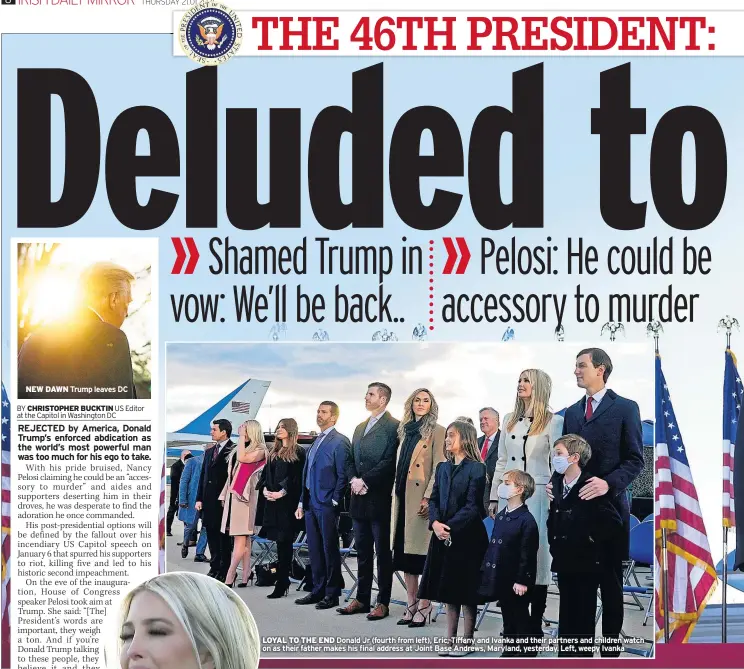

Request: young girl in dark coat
left=417, top=420, right=488, bottom=657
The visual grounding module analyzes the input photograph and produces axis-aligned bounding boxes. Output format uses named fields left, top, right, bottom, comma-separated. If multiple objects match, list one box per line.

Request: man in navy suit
left=548, top=348, right=643, bottom=656
left=295, top=401, right=351, bottom=610
left=478, top=407, right=501, bottom=511
left=195, top=419, right=234, bottom=581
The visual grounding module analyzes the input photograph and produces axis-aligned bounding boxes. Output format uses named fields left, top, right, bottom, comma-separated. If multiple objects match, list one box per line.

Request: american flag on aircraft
left=231, top=401, right=251, bottom=414
left=655, top=355, right=717, bottom=642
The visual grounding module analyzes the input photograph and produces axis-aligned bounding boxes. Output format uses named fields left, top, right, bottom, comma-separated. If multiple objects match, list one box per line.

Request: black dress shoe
left=166, top=531, right=173, bottom=537
left=194, top=555, right=209, bottom=563
left=295, top=594, right=322, bottom=605
left=207, top=570, right=218, bottom=578
left=181, top=546, right=188, bottom=558
left=315, top=596, right=339, bottom=610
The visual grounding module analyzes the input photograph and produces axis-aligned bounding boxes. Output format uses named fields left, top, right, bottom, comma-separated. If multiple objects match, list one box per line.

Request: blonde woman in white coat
left=488, top=368, right=563, bottom=635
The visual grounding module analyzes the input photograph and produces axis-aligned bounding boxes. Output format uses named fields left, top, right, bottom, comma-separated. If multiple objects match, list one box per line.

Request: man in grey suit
left=338, top=382, right=400, bottom=620
left=479, top=407, right=501, bottom=510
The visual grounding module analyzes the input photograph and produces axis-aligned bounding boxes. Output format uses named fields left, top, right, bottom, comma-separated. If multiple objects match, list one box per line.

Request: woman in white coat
left=488, top=368, right=563, bottom=635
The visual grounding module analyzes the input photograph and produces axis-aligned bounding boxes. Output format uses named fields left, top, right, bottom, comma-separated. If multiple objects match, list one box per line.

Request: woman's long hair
left=241, top=419, right=267, bottom=453
left=506, top=368, right=554, bottom=436
left=397, top=387, right=439, bottom=442
left=270, top=418, right=300, bottom=462
left=117, top=572, right=260, bottom=669
left=445, top=420, right=482, bottom=463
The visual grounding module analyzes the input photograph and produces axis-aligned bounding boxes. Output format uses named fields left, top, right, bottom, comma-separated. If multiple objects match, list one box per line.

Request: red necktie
left=480, top=436, right=491, bottom=461
left=211, top=444, right=219, bottom=462
left=585, top=398, right=593, bottom=420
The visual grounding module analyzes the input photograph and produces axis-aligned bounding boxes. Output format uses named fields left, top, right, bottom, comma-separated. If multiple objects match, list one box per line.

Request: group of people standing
left=173, top=417, right=306, bottom=591
left=170, top=347, right=644, bottom=658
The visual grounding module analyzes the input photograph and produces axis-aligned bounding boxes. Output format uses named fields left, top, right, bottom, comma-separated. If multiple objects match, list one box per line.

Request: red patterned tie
left=211, top=443, right=219, bottom=463
left=480, top=436, right=490, bottom=461
left=585, top=397, right=593, bottom=420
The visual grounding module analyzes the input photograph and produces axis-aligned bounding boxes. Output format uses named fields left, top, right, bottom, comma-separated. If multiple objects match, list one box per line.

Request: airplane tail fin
left=169, top=379, right=271, bottom=443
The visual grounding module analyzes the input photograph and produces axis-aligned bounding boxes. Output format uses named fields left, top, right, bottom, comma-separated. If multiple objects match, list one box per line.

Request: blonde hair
left=78, top=261, right=134, bottom=306
left=555, top=433, right=592, bottom=468
left=445, top=420, right=482, bottom=463
left=503, top=469, right=536, bottom=502
left=241, top=419, right=266, bottom=453
left=118, top=572, right=259, bottom=669
left=271, top=418, right=300, bottom=462
left=397, top=388, right=439, bottom=442
left=507, top=368, right=554, bottom=436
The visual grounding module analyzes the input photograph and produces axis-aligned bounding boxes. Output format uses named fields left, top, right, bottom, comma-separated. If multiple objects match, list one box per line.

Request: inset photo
left=15, top=239, right=155, bottom=399
left=165, top=342, right=654, bottom=659
left=109, top=571, right=260, bottom=669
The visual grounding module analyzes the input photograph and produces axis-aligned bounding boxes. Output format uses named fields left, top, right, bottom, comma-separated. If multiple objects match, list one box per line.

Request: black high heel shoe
left=238, top=571, right=254, bottom=588
left=267, top=581, right=290, bottom=599
left=225, top=578, right=236, bottom=588
left=408, top=602, right=432, bottom=628
left=398, top=601, right=418, bottom=625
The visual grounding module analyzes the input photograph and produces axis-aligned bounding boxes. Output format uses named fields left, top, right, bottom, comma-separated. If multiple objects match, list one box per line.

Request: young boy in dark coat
left=548, top=434, right=624, bottom=657
left=478, top=469, right=539, bottom=657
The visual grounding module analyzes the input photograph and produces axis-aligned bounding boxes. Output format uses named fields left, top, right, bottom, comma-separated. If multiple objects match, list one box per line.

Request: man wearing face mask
left=18, top=262, right=137, bottom=399
left=547, top=435, right=623, bottom=657
left=478, top=469, right=539, bottom=657
left=547, top=348, right=643, bottom=656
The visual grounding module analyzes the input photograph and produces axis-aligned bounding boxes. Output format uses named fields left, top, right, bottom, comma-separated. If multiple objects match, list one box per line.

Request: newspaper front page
left=1, top=2, right=743, bottom=668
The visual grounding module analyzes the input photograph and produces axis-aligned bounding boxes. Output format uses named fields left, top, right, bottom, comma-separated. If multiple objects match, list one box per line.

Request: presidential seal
left=179, top=1, right=242, bottom=66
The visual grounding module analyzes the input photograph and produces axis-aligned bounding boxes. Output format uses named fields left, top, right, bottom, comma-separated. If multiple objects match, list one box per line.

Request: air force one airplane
left=166, top=378, right=271, bottom=457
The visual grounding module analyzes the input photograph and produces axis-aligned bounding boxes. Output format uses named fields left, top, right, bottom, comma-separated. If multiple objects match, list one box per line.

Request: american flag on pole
left=2, top=385, right=12, bottom=669
left=231, top=401, right=251, bottom=414
left=655, top=355, right=717, bottom=642
left=723, top=349, right=741, bottom=529
left=158, top=457, right=165, bottom=574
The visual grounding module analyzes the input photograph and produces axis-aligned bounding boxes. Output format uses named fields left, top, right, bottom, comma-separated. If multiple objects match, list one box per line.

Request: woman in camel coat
left=219, top=419, right=266, bottom=586
left=390, top=388, right=446, bottom=627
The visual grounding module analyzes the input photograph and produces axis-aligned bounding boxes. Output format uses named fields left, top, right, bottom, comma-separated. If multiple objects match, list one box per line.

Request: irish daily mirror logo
left=179, top=1, right=242, bottom=66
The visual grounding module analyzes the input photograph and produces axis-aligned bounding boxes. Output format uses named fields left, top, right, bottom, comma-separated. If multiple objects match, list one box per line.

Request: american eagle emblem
left=197, top=17, right=226, bottom=50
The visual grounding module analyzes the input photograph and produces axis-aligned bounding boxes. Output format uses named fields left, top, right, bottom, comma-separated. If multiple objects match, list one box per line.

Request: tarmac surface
left=166, top=523, right=654, bottom=659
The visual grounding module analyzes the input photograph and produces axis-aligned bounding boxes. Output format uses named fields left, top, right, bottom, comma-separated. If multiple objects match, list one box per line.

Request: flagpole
left=722, top=527, right=728, bottom=643
left=722, top=323, right=728, bottom=643
left=717, top=315, right=739, bottom=643
left=649, top=320, right=670, bottom=643
left=661, top=528, right=671, bottom=643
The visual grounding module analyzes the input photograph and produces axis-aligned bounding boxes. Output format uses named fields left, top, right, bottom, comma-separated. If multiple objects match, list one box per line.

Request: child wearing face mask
left=477, top=469, right=539, bottom=657
left=548, top=434, right=623, bottom=657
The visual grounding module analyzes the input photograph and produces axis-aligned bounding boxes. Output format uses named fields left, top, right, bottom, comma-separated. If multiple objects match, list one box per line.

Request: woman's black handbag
left=290, top=559, right=307, bottom=581
left=255, top=560, right=279, bottom=586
